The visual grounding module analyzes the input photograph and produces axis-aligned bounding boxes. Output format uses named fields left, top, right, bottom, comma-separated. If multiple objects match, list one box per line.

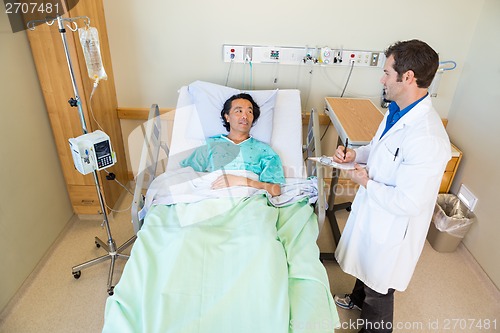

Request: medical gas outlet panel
left=223, top=45, right=385, bottom=68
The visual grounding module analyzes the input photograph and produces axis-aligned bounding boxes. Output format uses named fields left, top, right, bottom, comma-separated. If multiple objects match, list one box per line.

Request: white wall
left=103, top=0, right=481, bottom=118
left=446, top=0, right=500, bottom=289
left=102, top=0, right=499, bottom=289
left=105, top=0, right=485, bottom=172
left=0, top=12, right=74, bottom=311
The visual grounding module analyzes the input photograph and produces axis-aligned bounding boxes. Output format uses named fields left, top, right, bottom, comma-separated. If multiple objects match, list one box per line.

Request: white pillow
left=187, top=81, right=277, bottom=144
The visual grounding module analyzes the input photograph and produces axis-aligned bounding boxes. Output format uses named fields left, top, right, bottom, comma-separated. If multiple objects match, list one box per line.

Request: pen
left=344, top=138, right=348, bottom=160
left=393, top=148, right=399, bottom=161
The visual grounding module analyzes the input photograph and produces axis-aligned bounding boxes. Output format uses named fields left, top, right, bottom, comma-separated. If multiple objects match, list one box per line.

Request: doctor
left=332, top=40, right=451, bottom=333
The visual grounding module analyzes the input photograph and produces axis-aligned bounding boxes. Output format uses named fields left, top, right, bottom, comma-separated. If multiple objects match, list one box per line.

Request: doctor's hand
left=332, top=145, right=356, bottom=163
left=346, top=164, right=369, bottom=188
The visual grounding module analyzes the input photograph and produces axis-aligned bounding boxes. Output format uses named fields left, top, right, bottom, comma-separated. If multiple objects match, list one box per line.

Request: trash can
left=427, top=193, right=476, bottom=252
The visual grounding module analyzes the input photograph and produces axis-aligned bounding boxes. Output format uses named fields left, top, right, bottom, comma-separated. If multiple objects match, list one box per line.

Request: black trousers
left=350, top=278, right=395, bottom=333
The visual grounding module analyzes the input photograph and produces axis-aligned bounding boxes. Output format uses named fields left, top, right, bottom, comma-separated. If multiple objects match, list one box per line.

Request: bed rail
left=305, top=108, right=326, bottom=232
left=131, top=104, right=162, bottom=234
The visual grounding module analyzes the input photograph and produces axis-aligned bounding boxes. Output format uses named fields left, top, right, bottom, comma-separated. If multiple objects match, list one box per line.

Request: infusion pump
left=69, top=130, right=116, bottom=175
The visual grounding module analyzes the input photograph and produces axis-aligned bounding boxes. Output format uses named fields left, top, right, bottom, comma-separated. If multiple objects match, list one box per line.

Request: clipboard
left=308, top=156, right=356, bottom=170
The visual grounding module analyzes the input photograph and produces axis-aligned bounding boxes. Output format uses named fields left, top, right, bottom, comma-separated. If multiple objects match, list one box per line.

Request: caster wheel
left=346, top=206, right=352, bottom=212
left=95, top=241, right=101, bottom=248
left=108, top=286, right=114, bottom=296
left=73, top=271, right=81, bottom=279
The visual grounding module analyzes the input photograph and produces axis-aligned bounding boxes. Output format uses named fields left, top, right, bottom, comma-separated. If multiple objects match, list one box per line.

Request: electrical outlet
left=244, top=47, right=252, bottom=62
left=333, top=50, right=385, bottom=67
left=344, top=51, right=370, bottom=66
left=223, top=45, right=246, bottom=62
left=370, top=52, right=380, bottom=67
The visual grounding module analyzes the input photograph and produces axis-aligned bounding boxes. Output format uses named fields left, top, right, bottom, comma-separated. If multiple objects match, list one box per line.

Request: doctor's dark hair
left=384, top=39, right=439, bottom=89
left=220, top=93, right=261, bottom=132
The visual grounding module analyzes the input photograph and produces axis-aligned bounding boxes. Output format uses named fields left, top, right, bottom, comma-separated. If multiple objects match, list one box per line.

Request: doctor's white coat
left=335, top=96, right=451, bottom=294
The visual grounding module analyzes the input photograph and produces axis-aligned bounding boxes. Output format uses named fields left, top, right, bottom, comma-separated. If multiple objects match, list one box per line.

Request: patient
left=180, top=93, right=284, bottom=196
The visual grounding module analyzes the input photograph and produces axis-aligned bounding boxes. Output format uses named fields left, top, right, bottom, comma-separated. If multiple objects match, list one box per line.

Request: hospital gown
left=180, top=134, right=285, bottom=184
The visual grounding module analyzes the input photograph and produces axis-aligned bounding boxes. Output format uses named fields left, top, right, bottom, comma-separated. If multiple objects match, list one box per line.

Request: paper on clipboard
left=308, top=156, right=356, bottom=170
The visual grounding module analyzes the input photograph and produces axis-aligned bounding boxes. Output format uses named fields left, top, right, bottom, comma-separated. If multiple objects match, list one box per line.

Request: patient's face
left=225, top=98, right=254, bottom=134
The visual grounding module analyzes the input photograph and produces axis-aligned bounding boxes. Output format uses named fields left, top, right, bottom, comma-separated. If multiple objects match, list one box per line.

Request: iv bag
left=78, top=26, right=107, bottom=82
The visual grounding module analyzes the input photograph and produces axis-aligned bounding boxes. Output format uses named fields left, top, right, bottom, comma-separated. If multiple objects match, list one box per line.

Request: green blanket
left=103, top=195, right=339, bottom=332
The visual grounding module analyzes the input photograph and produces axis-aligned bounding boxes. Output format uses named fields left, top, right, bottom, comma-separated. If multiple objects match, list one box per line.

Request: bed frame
left=131, top=94, right=326, bottom=234
left=306, top=109, right=326, bottom=231
left=131, top=104, right=162, bottom=234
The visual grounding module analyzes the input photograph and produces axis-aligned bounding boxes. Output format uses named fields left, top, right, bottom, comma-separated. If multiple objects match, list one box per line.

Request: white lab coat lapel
left=376, top=97, right=433, bottom=145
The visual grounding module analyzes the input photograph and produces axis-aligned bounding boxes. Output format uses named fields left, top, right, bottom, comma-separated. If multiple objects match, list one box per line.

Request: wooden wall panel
left=24, top=0, right=128, bottom=213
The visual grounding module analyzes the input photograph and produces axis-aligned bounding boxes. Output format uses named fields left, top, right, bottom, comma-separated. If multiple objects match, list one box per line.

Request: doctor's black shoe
left=334, top=294, right=362, bottom=311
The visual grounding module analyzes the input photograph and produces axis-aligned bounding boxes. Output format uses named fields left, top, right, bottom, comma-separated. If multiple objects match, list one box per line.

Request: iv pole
left=28, top=16, right=135, bottom=296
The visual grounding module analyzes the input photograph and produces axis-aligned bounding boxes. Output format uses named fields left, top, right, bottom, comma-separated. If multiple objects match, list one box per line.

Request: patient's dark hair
left=221, top=93, right=260, bottom=131
left=384, top=39, right=439, bottom=88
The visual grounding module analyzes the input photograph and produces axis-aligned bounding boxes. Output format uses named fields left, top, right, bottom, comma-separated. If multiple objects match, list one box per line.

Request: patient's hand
left=211, top=174, right=281, bottom=197
left=211, top=174, right=248, bottom=190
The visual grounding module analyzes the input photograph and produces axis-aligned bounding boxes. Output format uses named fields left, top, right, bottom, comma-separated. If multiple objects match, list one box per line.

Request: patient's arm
left=211, top=174, right=281, bottom=197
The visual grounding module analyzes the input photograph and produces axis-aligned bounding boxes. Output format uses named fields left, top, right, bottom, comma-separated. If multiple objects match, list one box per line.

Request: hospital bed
left=103, top=81, right=340, bottom=332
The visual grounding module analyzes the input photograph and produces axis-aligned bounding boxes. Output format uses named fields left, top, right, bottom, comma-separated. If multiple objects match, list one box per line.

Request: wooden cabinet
left=24, top=0, right=127, bottom=215
left=439, top=143, right=462, bottom=193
